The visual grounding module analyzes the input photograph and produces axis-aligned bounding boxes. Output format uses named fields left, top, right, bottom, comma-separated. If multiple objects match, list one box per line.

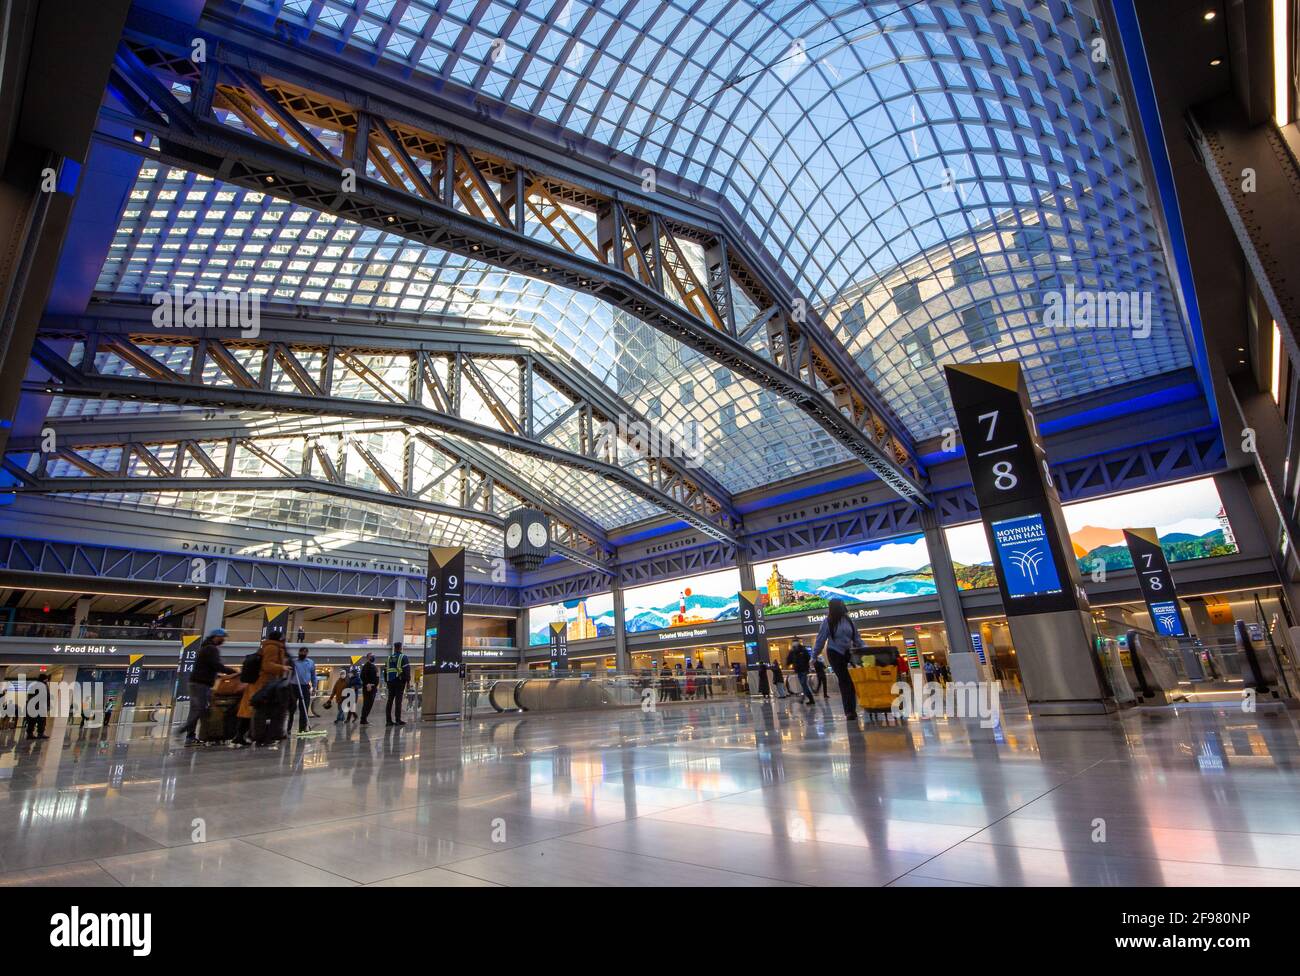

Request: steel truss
left=530, top=429, right=1230, bottom=600
left=102, top=15, right=926, bottom=504
left=6, top=421, right=612, bottom=571
left=520, top=570, right=617, bottom=609
left=0, top=534, right=519, bottom=608
left=27, top=306, right=739, bottom=544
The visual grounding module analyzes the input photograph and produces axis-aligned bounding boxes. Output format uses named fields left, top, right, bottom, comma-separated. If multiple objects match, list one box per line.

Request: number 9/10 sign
left=426, top=547, right=466, bottom=672
left=426, top=574, right=462, bottom=618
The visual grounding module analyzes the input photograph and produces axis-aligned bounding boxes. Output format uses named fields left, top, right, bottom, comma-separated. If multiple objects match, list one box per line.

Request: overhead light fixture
left=132, top=129, right=146, bottom=144
left=1204, top=10, right=1217, bottom=21
left=1275, top=0, right=1290, bottom=126
left=1210, top=58, right=1223, bottom=66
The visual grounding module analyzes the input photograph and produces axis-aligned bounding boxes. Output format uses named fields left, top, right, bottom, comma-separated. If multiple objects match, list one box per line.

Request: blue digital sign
left=991, top=513, right=1063, bottom=600
left=1148, top=600, right=1186, bottom=637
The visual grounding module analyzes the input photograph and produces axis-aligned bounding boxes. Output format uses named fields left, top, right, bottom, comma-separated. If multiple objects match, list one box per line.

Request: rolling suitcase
left=849, top=664, right=901, bottom=723
left=199, top=694, right=240, bottom=742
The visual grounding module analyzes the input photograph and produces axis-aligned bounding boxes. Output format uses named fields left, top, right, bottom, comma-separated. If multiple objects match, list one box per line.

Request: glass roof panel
left=95, top=164, right=844, bottom=498
left=219, top=0, right=1192, bottom=438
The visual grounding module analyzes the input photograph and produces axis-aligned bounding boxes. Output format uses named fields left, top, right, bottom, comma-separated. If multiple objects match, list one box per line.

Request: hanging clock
left=503, top=508, right=551, bottom=571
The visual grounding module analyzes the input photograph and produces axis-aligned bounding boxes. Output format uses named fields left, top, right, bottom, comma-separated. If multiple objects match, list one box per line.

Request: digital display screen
left=1148, top=600, right=1186, bottom=637
left=991, top=513, right=1063, bottom=600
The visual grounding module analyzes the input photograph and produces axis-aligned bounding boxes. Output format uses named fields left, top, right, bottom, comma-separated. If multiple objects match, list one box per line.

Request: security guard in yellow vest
left=384, top=642, right=411, bottom=726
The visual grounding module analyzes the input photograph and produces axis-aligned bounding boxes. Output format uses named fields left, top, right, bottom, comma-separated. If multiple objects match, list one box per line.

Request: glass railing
left=258, top=634, right=516, bottom=649
left=0, top=623, right=520, bottom=649
left=1, top=622, right=198, bottom=641
left=463, top=669, right=743, bottom=716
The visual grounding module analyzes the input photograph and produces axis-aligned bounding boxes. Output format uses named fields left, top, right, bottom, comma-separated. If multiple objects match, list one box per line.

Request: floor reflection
left=0, top=697, right=1297, bottom=885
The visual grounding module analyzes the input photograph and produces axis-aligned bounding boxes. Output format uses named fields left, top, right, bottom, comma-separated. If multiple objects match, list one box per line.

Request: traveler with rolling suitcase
left=234, top=629, right=289, bottom=747
left=813, top=598, right=867, bottom=721
left=177, top=628, right=236, bottom=746
left=198, top=673, right=243, bottom=743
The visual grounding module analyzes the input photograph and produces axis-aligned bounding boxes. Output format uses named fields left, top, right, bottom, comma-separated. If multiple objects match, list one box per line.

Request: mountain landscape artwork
left=621, top=568, right=743, bottom=634
left=943, top=477, right=1237, bottom=588
left=755, top=534, right=937, bottom=616
left=528, top=593, right=616, bottom=645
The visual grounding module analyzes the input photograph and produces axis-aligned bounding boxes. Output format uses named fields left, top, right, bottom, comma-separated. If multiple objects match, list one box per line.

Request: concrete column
left=612, top=584, right=629, bottom=671
left=736, top=547, right=756, bottom=591
left=517, top=607, right=529, bottom=673
left=73, top=597, right=91, bottom=638
left=201, top=588, right=226, bottom=635
left=389, top=599, right=406, bottom=647
left=921, top=508, right=981, bottom=682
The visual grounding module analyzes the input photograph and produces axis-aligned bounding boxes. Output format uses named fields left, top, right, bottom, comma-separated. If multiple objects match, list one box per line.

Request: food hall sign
left=48, top=644, right=119, bottom=655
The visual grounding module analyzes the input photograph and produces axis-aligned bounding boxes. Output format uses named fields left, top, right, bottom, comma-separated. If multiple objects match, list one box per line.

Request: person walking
left=346, top=666, right=362, bottom=722
left=234, top=629, right=288, bottom=747
left=764, top=660, right=785, bottom=696
left=786, top=640, right=815, bottom=705
left=288, top=646, right=317, bottom=734
left=384, top=642, right=411, bottom=726
left=24, top=673, right=51, bottom=740
left=178, top=628, right=235, bottom=745
left=359, top=653, right=379, bottom=725
left=327, top=668, right=350, bottom=724
left=813, top=598, right=866, bottom=720
left=756, top=661, right=771, bottom=699
left=813, top=653, right=829, bottom=699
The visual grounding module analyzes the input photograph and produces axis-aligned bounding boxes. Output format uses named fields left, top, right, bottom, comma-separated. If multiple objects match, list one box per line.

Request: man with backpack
left=786, top=639, right=815, bottom=706
left=177, top=628, right=235, bottom=746
left=384, top=642, right=411, bottom=726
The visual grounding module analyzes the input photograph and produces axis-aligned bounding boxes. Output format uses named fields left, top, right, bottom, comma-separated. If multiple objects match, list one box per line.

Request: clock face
left=505, top=523, right=523, bottom=549
left=527, top=521, right=549, bottom=548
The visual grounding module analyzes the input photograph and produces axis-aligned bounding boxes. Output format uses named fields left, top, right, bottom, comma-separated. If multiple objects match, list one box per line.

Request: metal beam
left=8, top=418, right=612, bottom=565
left=0, top=534, right=520, bottom=608
left=39, top=302, right=738, bottom=531
left=25, top=333, right=738, bottom=543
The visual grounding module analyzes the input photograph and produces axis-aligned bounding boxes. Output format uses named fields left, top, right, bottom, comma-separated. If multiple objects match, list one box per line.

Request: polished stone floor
left=1, top=695, right=1299, bottom=886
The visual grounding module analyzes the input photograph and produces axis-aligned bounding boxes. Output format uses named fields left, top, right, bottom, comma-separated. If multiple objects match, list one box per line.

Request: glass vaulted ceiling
left=75, top=0, right=1195, bottom=555
left=95, top=164, right=846, bottom=501
left=216, top=0, right=1193, bottom=438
